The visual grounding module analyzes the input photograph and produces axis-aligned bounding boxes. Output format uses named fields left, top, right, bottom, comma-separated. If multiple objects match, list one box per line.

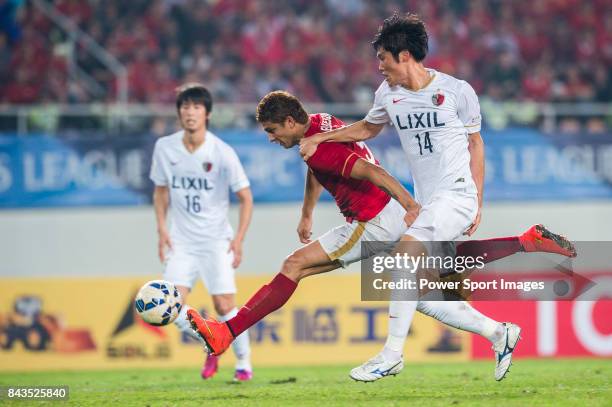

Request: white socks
left=382, top=300, right=418, bottom=362
left=417, top=301, right=505, bottom=343
left=219, top=308, right=252, bottom=371
left=381, top=300, right=505, bottom=361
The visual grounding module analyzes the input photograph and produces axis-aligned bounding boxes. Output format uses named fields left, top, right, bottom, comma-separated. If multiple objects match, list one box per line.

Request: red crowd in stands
left=1, top=0, right=610, bottom=105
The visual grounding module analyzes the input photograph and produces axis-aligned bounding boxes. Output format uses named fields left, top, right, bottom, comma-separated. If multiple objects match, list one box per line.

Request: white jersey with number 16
left=150, top=131, right=250, bottom=249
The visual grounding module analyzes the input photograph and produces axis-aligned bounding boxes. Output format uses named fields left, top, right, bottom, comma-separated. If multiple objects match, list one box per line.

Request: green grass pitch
left=0, top=359, right=609, bottom=406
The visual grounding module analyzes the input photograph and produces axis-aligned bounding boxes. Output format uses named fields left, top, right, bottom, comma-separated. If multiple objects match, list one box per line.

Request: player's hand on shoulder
left=158, top=229, right=173, bottom=263
left=404, top=204, right=421, bottom=228
left=464, top=208, right=482, bottom=236
left=297, top=216, right=313, bottom=244
left=228, top=239, right=243, bottom=268
left=299, top=135, right=320, bottom=161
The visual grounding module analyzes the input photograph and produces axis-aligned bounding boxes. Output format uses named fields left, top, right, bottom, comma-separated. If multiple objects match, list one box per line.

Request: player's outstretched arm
left=300, top=120, right=385, bottom=161
left=153, top=185, right=172, bottom=262
left=230, top=187, right=253, bottom=268
left=298, top=169, right=324, bottom=244
left=349, top=158, right=420, bottom=227
left=465, top=131, right=484, bottom=236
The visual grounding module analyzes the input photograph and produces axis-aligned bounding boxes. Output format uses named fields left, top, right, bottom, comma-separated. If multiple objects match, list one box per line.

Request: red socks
left=227, top=273, right=297, bottom=338
left=456, top=236, right=522, bottom=264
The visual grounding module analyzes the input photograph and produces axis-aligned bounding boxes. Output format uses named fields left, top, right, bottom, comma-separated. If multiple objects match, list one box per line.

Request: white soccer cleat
left=493, top=322, right=522, bottom=381
left=349, top=353, right=404, bottom=382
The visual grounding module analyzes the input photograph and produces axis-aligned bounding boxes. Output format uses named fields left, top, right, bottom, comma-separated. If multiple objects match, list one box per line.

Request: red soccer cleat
left=187, top=309, right=233, bottom=356
left=234, top=369, right=253, bottom=382
left=201, top=354, right=219, bottom=380
left=519, top=224, right=577, bottom=258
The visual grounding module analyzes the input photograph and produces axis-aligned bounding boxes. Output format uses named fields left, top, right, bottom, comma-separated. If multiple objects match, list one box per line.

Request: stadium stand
left=1, top=0, right=610, bottom=106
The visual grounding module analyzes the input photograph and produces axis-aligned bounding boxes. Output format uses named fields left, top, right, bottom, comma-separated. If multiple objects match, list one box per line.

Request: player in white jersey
left=300, top=13, right=520, bottom=382
left=150, top=84, right=254, bottom=381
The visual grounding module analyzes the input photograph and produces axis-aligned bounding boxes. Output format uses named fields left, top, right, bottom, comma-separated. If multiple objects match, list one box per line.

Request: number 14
left=415, top=132, right=433, bottom=155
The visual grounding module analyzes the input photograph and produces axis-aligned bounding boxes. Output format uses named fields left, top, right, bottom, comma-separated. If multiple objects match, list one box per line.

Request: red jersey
left=305, top=113, right=391, bottom=222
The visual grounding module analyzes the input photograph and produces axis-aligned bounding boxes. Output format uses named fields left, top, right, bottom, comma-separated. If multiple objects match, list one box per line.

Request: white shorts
left=406, top=189, right=478, bottom=242
left=163, top=240, right=236, bottom=295
left=318, top=199, right=407, bottom=267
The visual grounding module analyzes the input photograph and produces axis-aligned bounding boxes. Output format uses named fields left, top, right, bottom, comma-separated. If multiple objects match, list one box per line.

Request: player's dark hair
left=372, top=12, right=428, bottom=62
left=175, top=83, right=213, bottom=113
left=256, top=91, right=309, bottom=125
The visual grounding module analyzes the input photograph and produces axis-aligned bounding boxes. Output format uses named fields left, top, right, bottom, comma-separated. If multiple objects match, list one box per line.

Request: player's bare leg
left=187, top=240, right=340, bottom=356
left=211, top=293, right=252, bottom=381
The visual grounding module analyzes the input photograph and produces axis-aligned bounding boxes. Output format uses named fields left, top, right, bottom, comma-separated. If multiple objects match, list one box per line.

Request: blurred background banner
left=0, top=275, right=470, bottom=371
left=472, top=300, right=612, bottom=358
left=2, top=274, right=608, bottom=371
left=480, top=130, right=612, bottom=201
left=0, top=133, right=153, bottom=207
left=2, top=129, right=612, bottom=208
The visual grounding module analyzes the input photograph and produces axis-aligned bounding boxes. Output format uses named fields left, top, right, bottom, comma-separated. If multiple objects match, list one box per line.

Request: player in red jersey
left=187, top=90, right=421, bottom=360
left=187, top=91, right=576, bottom=381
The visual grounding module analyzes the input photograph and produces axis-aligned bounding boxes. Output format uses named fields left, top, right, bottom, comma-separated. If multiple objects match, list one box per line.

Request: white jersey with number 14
left=365, top=68, right=481, bottom=205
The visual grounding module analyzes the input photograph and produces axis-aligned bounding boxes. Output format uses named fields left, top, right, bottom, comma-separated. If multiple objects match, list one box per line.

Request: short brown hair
left=256, top=91, right=309, bottom=125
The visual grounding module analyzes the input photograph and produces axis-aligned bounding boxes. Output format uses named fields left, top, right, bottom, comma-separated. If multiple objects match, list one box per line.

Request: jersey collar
left=181, top=130, right=215, bottom=156
left=396, top=68, right=437, bottom=93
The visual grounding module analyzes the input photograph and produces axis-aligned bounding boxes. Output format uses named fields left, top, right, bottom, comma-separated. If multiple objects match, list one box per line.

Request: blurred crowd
left=0, top=0, right=610, bottom=107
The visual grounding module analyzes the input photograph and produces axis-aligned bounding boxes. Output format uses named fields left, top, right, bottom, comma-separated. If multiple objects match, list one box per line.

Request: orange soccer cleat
left=519, top=224, right=577, bottom=258
left=187, top=309, right=234, bottom=356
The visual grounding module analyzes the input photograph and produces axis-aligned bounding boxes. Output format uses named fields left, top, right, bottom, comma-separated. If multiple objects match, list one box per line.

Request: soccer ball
left=134, top=280, right=182, bottom=326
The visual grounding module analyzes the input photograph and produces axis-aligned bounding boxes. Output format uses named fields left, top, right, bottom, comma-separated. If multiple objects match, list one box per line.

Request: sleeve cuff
left=465, top=123, right=481, bottom=134
left=341, top=153, right=360, bottom=178
left=231, top=179, right=250, bottom=193
left=150, top=176, right=167, bottom=186
left=364, top=115, right=389, bottom=125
